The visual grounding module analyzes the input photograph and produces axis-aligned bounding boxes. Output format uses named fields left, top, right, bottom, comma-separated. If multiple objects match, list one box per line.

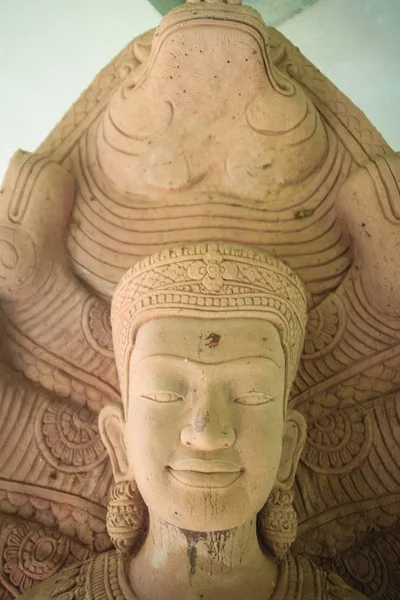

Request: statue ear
left=98, top=403, right=130, bottom=482
left=275, top=409, right=307, bottom=490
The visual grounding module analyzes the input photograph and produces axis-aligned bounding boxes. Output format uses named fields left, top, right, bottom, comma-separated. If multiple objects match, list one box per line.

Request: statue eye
left=234, top=392, right=276, bottom=406
left=141, top=392, right=183, bottom=403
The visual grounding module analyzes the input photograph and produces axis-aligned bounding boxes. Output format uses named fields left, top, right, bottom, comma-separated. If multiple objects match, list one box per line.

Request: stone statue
left=19, top=242, right=367, bottom=599
left=0, top=0, right=399, bottom=597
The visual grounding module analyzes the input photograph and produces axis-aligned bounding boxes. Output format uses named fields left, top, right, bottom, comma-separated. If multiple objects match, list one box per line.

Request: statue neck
left=128, top=515, right=278, bottom=600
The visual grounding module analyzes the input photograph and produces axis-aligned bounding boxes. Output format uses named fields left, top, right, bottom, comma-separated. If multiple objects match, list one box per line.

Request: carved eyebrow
left=136, top=354, right=282, bottom=369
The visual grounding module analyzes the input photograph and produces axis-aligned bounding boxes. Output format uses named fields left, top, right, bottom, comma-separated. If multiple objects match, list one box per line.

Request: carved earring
left=258, top=487, right=298, bottom=562
left=106, top=480, right=148, bottom=553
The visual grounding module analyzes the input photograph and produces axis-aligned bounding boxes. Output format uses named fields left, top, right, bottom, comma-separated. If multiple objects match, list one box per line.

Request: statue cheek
left=126, top=404, right=181, bottom=464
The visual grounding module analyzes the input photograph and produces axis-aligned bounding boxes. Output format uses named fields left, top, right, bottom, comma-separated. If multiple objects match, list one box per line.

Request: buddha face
left=102, top=317, right=305, bottom=532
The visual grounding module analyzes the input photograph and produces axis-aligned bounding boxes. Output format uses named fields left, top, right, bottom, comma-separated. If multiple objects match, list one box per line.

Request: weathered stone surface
left=0, top=1, right=399, bottom=598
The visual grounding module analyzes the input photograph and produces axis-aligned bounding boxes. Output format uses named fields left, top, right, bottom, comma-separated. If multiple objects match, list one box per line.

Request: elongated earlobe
left=98, top=403, right=129, bottom=482
left=258, top=409, right=307, bottom=560
left=276, top=409, right=307, bottom=489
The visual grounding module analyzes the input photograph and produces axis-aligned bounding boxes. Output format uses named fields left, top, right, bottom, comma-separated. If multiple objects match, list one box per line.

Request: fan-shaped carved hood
left=95, top=2, right=326, bottom=200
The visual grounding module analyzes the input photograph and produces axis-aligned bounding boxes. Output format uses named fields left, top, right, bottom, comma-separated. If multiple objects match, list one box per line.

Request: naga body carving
left=0, top=1, right=399, bottom=598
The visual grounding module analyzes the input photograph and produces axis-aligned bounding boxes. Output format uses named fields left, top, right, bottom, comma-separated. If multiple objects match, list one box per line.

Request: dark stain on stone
left=194, top=410, right=210, bottom=433
left=181, top=530, right=207, bottom=577
left=205, top=333, right=221, bottom=349
left=294, top=208, right=314, bottom=219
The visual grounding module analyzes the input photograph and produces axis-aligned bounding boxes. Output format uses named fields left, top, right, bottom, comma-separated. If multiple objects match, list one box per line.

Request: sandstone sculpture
left=20, top=242, right=368, bottom=599
left=0, top=0, right=399, bottom=597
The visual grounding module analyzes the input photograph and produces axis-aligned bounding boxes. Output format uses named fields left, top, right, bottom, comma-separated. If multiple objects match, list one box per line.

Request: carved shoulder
left=335, top=152, right=400, bottom=317
left=275, top=552, right=370, bottom=599
left=18, top=559, right=90, bottom=600
left=17, top=573, right=64, bottom=600
left=19, top=552, right=136, bottom=600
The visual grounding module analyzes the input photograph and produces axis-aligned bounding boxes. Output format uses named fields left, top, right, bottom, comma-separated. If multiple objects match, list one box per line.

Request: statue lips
left=167, top=459, right=243, bottom=489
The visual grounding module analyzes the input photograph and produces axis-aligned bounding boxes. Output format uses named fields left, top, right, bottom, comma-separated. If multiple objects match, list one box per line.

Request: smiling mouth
left=167, top=460, right=243, bottom=489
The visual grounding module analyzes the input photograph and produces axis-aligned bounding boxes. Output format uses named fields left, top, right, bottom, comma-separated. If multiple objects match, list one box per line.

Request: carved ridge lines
left=367, top=444, right=399, bottom=494
left=6, top=268, right=74, bottom=329
left=5, top=431, right=48, bottom=485
left=382, top=156, right=400, bottom=220
left=4, top=261, right=57, bottom=323
left=86, top=127, right=342, bottom=222
left=356, top=461, right=388, bottom=499
left=0, top=386, right=15, bottom=456
left=13, top=450, right=48, bottom=487
left=298, top=87, right=374, bottom=166
left=372, top=408, right=400, bottom=489
left=6, top=270, right=90, bottom=346
left=68, top=138, right=352, bottom=301
left=4, top=318, right=119, bottom=406
left=367, top=158, right=400, bottom=224
left=72, top=193, right=349, bottom=243
left=336, top=469, right=364, bottom=506
left=7, top=155, right=50, bottom=224
left=0, top=387, right=35, bottom=472
left=0, top=374, right=112, bottom=500
left=296, top=393, right=400, bottom=538
left=87, top=111, right=337, bottom=208
left=86, top=142, right=345, bottom=230
left=292, top=344, right=400, bottom=409
left=273, top=27, right=392, bottom=160
left=81, top=123, right=343, bottom=218
left=298, top=493, right=400, bottom=535
left=6, top=156, right=38, bottom=222
left=344, top=308, right=398, bottom=353
left=14, top=294, right=83, bottom=349
left=0, top=480, right=107, bottom=520
left=341, top=322, right=377, bottom=357
left=352, top=275, right=400, bottom=337
left=350, top=278, right=400, bottom=340
left=301, top=353, right=328, bottom=381
left=388, top=398, right=400, bottom=446
left=37, top=31, right=146, bottom=158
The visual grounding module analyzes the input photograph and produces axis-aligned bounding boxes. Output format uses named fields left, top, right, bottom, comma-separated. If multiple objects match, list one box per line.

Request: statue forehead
left=131, top=317, right=284, bottom=366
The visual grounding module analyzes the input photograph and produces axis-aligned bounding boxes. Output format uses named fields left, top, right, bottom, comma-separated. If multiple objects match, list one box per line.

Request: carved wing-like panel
left=292, top=268, right=400, bottom=599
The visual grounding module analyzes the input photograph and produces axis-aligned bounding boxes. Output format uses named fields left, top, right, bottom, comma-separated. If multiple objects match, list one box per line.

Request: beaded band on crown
left=111, top=242, right=308, bottom=411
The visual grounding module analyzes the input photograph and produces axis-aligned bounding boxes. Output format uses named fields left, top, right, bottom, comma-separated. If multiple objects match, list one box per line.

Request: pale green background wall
left=0, top=0, right=399, bottom=181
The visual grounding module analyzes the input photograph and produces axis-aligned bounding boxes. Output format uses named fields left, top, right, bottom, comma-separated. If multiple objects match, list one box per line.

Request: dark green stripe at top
left=148, top=0, right=185, bottom=16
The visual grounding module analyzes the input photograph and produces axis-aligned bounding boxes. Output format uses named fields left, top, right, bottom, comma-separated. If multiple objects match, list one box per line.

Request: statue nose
left=181, top=406, right=236, bottom=451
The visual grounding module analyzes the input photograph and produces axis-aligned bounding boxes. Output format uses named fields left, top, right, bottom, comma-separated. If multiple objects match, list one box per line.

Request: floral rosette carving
left=36, top=399, right=108, bottom=473
left=82, top=296, right=114, bottom=358
left=301, top=396, right=372, bottom=474
left=188, top=247, right=239, bottom=292
left=3, top=524, right=70, bottom=592
left=303, top=294, right=346, bottom=360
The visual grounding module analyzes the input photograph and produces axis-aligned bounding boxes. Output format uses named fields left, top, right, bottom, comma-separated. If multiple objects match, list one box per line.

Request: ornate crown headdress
left=111, top=242, right=308, bottom=411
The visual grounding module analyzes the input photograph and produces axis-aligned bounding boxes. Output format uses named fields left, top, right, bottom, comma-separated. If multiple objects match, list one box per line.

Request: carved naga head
left=95, top=0, right=325, bottom=201
left=99, top=242, right=308, bottom=559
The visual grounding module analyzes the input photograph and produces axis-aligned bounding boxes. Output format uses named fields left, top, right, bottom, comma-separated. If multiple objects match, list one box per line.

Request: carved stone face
left=121, top=317, right=289, bottom=531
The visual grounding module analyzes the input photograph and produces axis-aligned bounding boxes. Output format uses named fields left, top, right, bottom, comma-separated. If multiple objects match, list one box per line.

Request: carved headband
left=111, top=242, right=308, bottom=411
